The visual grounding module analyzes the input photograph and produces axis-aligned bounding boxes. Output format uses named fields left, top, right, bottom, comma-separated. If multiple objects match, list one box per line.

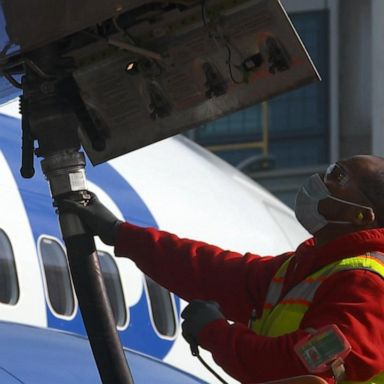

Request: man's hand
left=58, top=192, right=123, bottom=246
left=181, top=300, right=226, bottom=349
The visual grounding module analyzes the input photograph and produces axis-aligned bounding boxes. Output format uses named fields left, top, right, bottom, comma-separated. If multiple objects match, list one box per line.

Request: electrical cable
left=190, top=343, right=229, bottom=384
left=0, top=42, right=12, bottom=65
left=225, top=43, right=243, bottom=85
left=0, top=56, right=54, bottom=89
left=3, top=72, right=22, bottom=89
left=201, top=0, right=243, bottom=85
left=195, top=354, right=229, bottom=384
left=0, top=58, right=25, bottom=72
left=24, top=59, right=53, bottom=79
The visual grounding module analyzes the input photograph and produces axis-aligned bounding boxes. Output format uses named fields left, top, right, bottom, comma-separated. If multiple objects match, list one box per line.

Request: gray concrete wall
left=339, top=0, right=372, bottom=157
left=283, top=0, right=384, bottom=158
left=371, top=0, right=384, bottom=156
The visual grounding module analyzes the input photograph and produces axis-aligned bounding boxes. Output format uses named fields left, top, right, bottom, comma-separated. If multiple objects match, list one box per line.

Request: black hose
left=64, top=233, right=134, bottom=384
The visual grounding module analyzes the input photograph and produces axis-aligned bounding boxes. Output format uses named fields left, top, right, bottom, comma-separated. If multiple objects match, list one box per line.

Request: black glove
left=58, top=192, right=123, bottom=246
left=181, top=300, right=226, bottom=349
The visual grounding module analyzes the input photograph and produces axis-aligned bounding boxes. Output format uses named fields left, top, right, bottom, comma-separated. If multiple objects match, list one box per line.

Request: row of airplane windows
left=0, top=228, right=178, bottom=338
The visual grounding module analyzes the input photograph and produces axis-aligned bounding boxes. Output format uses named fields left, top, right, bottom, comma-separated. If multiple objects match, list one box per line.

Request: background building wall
left=339, top=0, right=372, bottom=157
left=371, top=0, right=384, bottom=155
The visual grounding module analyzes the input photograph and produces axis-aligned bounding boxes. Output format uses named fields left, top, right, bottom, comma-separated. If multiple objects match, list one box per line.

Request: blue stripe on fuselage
left=0, top=114, right=178, bottom=359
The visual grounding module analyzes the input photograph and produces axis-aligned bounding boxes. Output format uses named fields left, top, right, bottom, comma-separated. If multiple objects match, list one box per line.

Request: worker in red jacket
left=60, top=154, right=384, bottom=384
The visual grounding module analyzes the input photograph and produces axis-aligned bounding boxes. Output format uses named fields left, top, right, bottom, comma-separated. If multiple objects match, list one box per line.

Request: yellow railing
left=205, top=102, right=269, bottom=156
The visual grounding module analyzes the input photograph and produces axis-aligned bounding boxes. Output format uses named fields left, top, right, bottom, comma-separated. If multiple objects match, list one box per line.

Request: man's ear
left=351, top=207, right=376, bottom=226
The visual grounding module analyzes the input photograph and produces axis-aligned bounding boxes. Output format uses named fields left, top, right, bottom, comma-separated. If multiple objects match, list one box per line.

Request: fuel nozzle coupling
left=41, top=150, right=87, bottom=197
left=41, top=149, right=91, bottom=238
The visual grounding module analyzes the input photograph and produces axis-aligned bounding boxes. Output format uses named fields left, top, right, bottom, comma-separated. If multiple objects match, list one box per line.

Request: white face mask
left=294, top=174, right=373, bottom=234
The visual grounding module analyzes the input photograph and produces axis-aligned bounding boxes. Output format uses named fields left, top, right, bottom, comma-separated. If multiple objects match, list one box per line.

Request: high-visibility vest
left=250, top=252, right=384, bottom=383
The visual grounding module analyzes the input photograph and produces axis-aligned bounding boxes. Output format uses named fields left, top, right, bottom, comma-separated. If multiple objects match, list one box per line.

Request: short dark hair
left=359, top=170, right=384, bottom=227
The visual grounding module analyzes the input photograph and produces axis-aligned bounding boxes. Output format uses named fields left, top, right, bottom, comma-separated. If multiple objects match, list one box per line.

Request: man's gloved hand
left=58, top=191, right=123, bottom=246
left=181, top=300, right=226, bottom=349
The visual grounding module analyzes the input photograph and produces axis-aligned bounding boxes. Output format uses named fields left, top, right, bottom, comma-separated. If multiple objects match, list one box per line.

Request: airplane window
left=97, top=251, right=127, bottom=328
left=0, top=229, right=19, bottom=305
left=39, top=237, right=75, bottom=317
left=145, top=276, right=177, bottom=338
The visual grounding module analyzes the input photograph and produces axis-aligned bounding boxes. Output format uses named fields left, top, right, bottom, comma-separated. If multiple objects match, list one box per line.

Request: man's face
left=318, top=155, right=377, bottom=224
left=322, top=161, right=371, bottom=207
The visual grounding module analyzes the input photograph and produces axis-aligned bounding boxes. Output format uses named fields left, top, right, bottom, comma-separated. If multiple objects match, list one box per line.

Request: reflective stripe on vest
left=250, top=252, right=384, bottom=384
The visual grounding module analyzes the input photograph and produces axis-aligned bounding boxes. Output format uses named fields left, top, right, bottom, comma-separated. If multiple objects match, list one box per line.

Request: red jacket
left=115, top=223, right=384, bottom=383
